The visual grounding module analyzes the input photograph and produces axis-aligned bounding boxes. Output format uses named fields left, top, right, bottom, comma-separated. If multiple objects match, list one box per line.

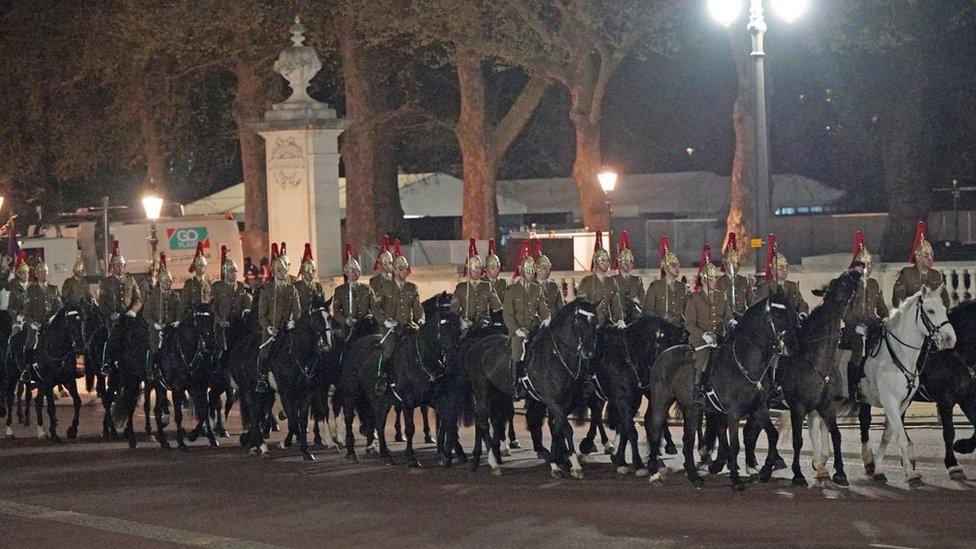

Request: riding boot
left=511, top=359, right=526, bottom=401
left=692, top=368, right=706, bottom=407
left=848, top=357, right=866, bottom=403
left=373, top=360, right=390, bottom=395
left=255, top=344, right=273, bottom=394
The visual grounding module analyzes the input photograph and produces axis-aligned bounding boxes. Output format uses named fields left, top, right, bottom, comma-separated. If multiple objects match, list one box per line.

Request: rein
left=726, top=303, right=786, bottom=392
left=881, top=297, right=949, bottom=407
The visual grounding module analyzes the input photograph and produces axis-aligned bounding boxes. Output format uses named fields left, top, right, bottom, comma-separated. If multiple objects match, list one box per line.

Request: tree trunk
left=338, top=5, right=407, bottom=249
left=726, top=30, right=756, bottom=267
left=571, top=113, right=608, bottom=231
left=455, top=45, right=498, bottom=240
left=136, top=77, right=167, bottom=189
left=232, top=64, right=270, bottom=263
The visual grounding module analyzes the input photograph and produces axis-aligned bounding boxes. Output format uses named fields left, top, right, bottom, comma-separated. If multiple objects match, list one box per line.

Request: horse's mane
left=887, top=289, right=922, bottom=325
left=181, top=301, right=213, bottom=322
left=554, top=297, right=591, bottom=325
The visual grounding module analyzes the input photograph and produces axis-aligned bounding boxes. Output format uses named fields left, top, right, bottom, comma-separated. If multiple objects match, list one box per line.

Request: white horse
left=859, top=285, right=956, bottom=486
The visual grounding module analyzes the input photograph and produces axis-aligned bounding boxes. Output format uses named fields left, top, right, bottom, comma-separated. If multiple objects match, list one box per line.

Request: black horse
left=771, top=268, right=861, bottom=487
left=591, top=315, right=687, bottom=475
left=340, top=293, right=461, bottom=466
left=78, top=296, right=119, bottom=439
left=462, top=298, right=598, bottom=477
left=912, top=300, right=976, bottom=480
left=645, top=290, right=800, bottom=489
left=3, top=307, right=85, bottom=442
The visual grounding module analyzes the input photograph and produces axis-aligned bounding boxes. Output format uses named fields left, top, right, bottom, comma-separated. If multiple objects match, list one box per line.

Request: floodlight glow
left=708, top=0, right=742, bottom=26
left=771, top=0, right=808, bottom=23
left=598, top=171, right=618, bottom=193
left=142, top=193, right=164, bottom=221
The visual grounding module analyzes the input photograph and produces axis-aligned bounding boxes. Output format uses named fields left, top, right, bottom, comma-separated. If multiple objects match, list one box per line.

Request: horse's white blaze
left=569, top=453, right=582, bottom=473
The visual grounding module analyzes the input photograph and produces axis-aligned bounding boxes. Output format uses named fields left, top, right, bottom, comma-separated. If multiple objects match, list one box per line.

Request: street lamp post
left=142, top=190, right=164, bottom=260
left=598, top=170, right=618, bottom=262
left=709, top=0, right=808, bottom=275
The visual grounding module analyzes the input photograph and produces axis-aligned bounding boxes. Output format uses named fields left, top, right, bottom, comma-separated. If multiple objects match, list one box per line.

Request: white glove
left=384, top=319, right=397, bottom=329
left=345, top=318, right=355, bottom=327
left=16, top=315, right=24, bottom=323
left=243, top=309, right=251, bottom=315
left=798, top=312, right=808, bottom=321
left=126, top=310, right=137, bottom=318
left=615, top=319, right=627, bottom=329
left=110, top=313, right=120, bottom=321
left=541, top=317, right=551, bottom=328
left=171, top=321, right=180, bottom=328
left=702, top=332, right=717, bottom=346
left=267, top=327, right=278, bottom=336
left=632, top=298, right=641, bottom=304
left=460, top=319, right=472, bottom=330
left=287, top=320, right=296, bottom=330
left=855, top=324, right=868, bottom=336
left=516, top=328, right=529, bottom=338
left=728, top=318, right=738, bottom=329
left=31, top=322, right=41, bottom=329
left=154, top=323, right=163, bottom=330
left=417, top=318, right=425, bottom=326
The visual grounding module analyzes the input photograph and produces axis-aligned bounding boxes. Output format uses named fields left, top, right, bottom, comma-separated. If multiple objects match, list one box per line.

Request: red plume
left=159, top=252, right=168, bottom=270
left=373, top=234, right=391, bottom=271
left=463, top=238, right=478, bottom=277
left=270, top=242, right=279, bottom=262
left=850, top=230, right=865, bottom=266
left=189, top=241, right=205, bottom=273
left=720, top=232, right=737, bottom=273
left=280, top=242, right=287, bottom=258
left=302, top=243, right=313, bottom=264
left=487, top=238, right=497, bottom=257
left=513, top=240, right=532, bottom=280
left=219, top=245, right=228, bottom=280
left=694, top=244, right=712, bottom=292
left=533, top=239, right=543, bottom=260
left=343, top=243, right=352, bottom=265
left=590, top=230, right=604, bottom=270
left=659, top=236, right=670, bottom=279
left=765, top=234, right=778, bottom=281
left=14, top=249, right=26, bottom=269
left=909, top=221, right=926, bottom=264
left=614, top=231, right=631, bottom=270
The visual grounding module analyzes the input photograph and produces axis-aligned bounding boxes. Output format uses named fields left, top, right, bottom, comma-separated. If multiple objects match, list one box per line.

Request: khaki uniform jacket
left=844, top=278, right=888, bottom=327
left=614, top=274, right=645, bottom=306
left=643, top=278, right=689, bottom=323
left=61, top=276, right=90, bottom=308
left=142, top=287, right=181, bottom=327
left=372, top=279, right=424, bottom=326
left=577, top=273, right=624, bottom=325
left=333, top=282, right=375, bottom=325
left=24, top=283, right=62, bottom=325
left=716, top=273, right=751, bottom=314
left=487, top=277, right=507, bottom=306
left=6, top=279, right=29, bottom=319
left=684, top=289, right=733, bottom=348
left=503, top=281, right=550, bottom=335
left=892, top=266, right=950, bottom=308
left=293, top=280, right=326, bottom=314
left=180, top=276, right=212, bottom=316
left=369, top=274, right=393, bottom=297
left=99, top=275, right=142, bottom=317
left=258, top=281, right=302, bottom=333
left=451, top=280, right=501, bottom=325
left=212, top=280, right=252, bottom=325
left=752, top=280, right=809, bottom=315
left=540, top=279, right=564, bottom=317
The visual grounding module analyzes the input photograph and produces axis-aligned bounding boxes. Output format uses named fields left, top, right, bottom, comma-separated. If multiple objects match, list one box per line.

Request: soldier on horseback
left=99, top=241, right=142, bottom=375
left=61, top=252, right=90, bottom=309
left=451, top=238, right=501, bottom=332
left=505, top=248, right=550, bottom=399
left=372, top=240, right=424, bottom=393
left=180, top=242, right=212, bottom=314
left=255, top=251, right=302, bottom=394
left=535, top=242, right=563, bottom=316
left=370, top=235, right=394, bottom=298
left=484, top=238, right=506, bottom=306
left=6, top=251, right=30, bottom=339
left=138, top=255, right=161, bottom=305
left=332, top=244, right=375, bottom=330
left=211, top=245, right=252, bottom=355
left=20, top=259, right=62, bottom=382
left=294, top=243, right=325, bottom=315
left=685, top=245, right=732, bottom=400
left=643, top=236, right=688, bottom=325
left=143, top=253, right=180, bottom=382
left=716, top=232, right=751, bottom=314
left=893, top=221, right=950, bottom=308
left=612, top=231, right=643, bottom=321
left=751, top=236, right=809, bottom=317
left=577, top=231, right=625, bottom=328
left=841, top=231, right=888, bottom=402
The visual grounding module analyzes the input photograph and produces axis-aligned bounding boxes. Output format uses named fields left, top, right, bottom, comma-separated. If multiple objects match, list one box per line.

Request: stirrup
left=19, top=368, right=30, bottom=383
left=255, top=377, right=271, bottom=394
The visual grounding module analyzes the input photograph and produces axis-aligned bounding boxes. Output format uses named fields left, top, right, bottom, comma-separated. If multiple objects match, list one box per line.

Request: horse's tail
left=330, top=384, right=343, bottom=417
left=833, top=397, right=861, bottom=420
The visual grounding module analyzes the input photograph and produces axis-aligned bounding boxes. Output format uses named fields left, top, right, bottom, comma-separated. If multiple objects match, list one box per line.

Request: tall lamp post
left=709, top=0, right=808, bottom=274
left=142, top=190, right=164, bottom=260
left=598, top=170, right=619, bottom=262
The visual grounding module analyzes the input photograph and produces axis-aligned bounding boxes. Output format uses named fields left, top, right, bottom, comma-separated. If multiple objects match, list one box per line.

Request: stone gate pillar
left=253, top=17, right=347, bottom=277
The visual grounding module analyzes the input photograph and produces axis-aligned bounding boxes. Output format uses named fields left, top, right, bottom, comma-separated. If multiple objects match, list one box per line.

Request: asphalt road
left=2, top=397, right=975, bottom=548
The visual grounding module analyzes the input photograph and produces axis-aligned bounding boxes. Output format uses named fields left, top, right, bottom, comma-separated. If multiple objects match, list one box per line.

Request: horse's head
left=626, top=315, right=687, bottom=366
left=62, top=307, right=86, bottom=355
left=813, top=268, right=862, bottom=309
left=766, top=289, right=801, bottom=356
left=560, top=298, right=598, bottom=359
left=916, top=285, right=955, bottom=349
left=305, top=294, right=337, bottom=350
left=422, top=292, right=461, bottom=352
left=947, top=300, right=976, bottom=353
left=183, top=302, right=216, bottom=352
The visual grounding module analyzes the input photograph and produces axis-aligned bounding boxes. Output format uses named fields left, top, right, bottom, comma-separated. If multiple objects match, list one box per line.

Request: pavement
left=1, top=389, right=976, bottom=548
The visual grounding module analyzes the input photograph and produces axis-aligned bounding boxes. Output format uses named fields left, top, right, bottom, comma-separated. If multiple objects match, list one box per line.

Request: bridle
left=288, top=306, right=332, bottom=380
left=883, top=295, right=951, bottom=406
left=175, top=311, right=215, bottom=376
left=413, top=302, right=455, bottom=382
left=546, top=305, right=596, bottom=380
left=728, top=299, right=790, bottom=391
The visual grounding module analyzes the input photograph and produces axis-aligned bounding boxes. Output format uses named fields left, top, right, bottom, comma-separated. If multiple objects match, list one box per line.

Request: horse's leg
left=871, top=415, right=894, bottom=483
left=45, top=386, right=61, bottom=443
left=34, top=384, right=45, bottom=438
left=507, top=406, right=520, bottom=449
left=682, top=406, right=704, bottom=486
left=525, top=399, right=549, bottom=462
left=342, top=397, right=358, bottom=462
left=579, top=399, right=601, bottom=455
left=66, top=379, right=82, bottom=440
left=883, top=397, right=920, bottom=486
left=4, top=376, right=15, bottom=438
left=174, top=391, right=188, bottom=450
left=821, top=406, right=848, bottom=486
left=707, top=413, right=730, bottom=475
left=297, top=396, right=313, bottom=461
left=143, top=383, right=154, bottom=442
left=376, top=405, right=395, bottom=465
left=661, top=403, right=677, bottom=455
left=487, top=405, right=506, bottom=476
left=421, top=404, right=434, bottom=444
left=594, top=400, right=610, bottom=449
left=404, top=406, right=421, bottom=467
left=393, top=405, right=404, bottom=442
left=764, top=415, right=786, bottom=469
left=123, top=396, right=137, bottom=449
left=155, top=388, right=171, bottom=450
left=858, top=403, right=875, bottom=475
left=645, top=396, right=671, bottom=484
left=195, top=385, right=218, bottom=448
left=562, top=408, right=583, bottom=480
left=727, top=416, right=745, bottom=490
left=742, top=412, right=764, bottom=479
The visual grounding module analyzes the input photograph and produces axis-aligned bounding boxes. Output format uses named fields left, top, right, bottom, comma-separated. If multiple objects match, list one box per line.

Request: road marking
left=0, top=499, right=284, bottom=548
left=869, top=544, right=920, bottom=549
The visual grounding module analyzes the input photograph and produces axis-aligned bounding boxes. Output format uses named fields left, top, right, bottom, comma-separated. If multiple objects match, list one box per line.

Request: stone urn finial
left=273, top=15, right=322, bottom=105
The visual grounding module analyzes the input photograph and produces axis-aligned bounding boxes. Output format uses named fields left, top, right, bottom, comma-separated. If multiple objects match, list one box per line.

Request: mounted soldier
left=278, top=242, right=298, bottom=283
left=505, top=245, right=550, bottom=399
left=841, top=231, right=888, bottom=401
left=255, top=251, right=302, bottom=394
left=6, top=251, right=30, bottom=338
left=484, top=238, right=506, bottom=306
left=99, top=241, right=142, bottom=374
left=892, top=221, right=950, bottom=308
left=716, top=232, right=751, bottom=315
left=332, top=243, right=375, bottom=333
left=451, top=238, right=501, bottom=332
left=142, top=252, right=180, bottom=382
left=20, top=258, right=63, bottom=381
left=138, top=255, right=161, bottom=306
left=612, top=231, right=644, bottom=321
left=211, top=245, right=252, bottom=354
left=61, top=252, right=91, bottom=309
left=643, top=236, right=688, bottom=325
left=684, top=244, right=732, bottom=398
left=535, top=240, right=564, bottom=316
left=751, top=235, right=809, bottom=318
left=293, top=243, right=326, bottom=315
left=370, top=235, right=395, bottom=298
left=372, top=240, right=424, bottom=393
left=180, top=242, right=212, bottom=315
left=577, top=231, right=625, bottom=328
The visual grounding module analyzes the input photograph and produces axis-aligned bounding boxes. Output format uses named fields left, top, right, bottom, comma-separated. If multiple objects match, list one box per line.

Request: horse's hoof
left=423, top=435, right=435, bottom=444
left=51, top=435, right=64, bottom=444
left=579, top=438, right=596, bottom=455
left=186, top=430, right=199, bottom=443
left=509, top=439, right=521, bottom=450
left=501, top=445, right=511, bottom=458
left=604, top=444, right=616, bottom=456
left=550, top=468, right=563, bottom=479
left=37, top=427, right=47, bottom=439
left=217, top=429, right=230, bottom=438
left=491, top=467, right=502, bottom=477
left=208, top=439, right=219, bottom=448
left=345, top=453, right=358, bottom=463
left=648, top=472, right=663, bottom=485
left=953, top=438, right=976, bottom=454
left=408, top=459, right=423, bottom=469
left=708, top=461, right=725, bottom=476
left=280, top=439, right=291, bottom=449
left=146, top=434, right=157, bottom=443
left=616, top=466, right=632, bottom=475
left=364, top=446, right=377, bottom=455
left=302, top=452, right=316, bottom=462
left=864, top=462, right=876, bottom=476
left=791, top=476, right=807, bottom=487
left=260, top=451, right=272, bottom=460
left=178, top=443, right=188, bottom=452
left=664, top=442, right=677, bottom=455
left=635, top=467, right=651, bottom=478
left=815, top=469, right=831, bottom=482
left=872, top=473, right=887, bottom=484
left=948, top=466, right=967, bottom=481
left=160, top=440, right=172, bottom=450
left=832, top=473, right=849, bottom=486
left=239, top=434, right=248, bottom=448
left=690, top=476, right=704, bottom=489
left=772, top=457, right=787, bottom=471
left=570, top=469, right=584, bottom=480
left=278, top=410, right=287, bottom=421
left=66, top=426, right=78, bottom=440
left=248, top=447, right=259, bottom=456
left=469, top=460, right=480, bottom=473
left=907, top=475, right=923, bottom=488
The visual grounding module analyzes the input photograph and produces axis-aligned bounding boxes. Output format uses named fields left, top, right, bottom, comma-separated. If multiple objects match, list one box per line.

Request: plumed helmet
left=694, top=244, right=714, bottom=291
left=723, top=232, right=740, bottom=265
left=221, top=245, right=238, bottom=277
left=374, top=235, right=393, bottom=271
left=343, top=243, right=361, bottom=275
left=72, top=251, right=85, bottom=277
left=513, top=240, right=532, bottom=280
left=617, top=231, right=634, bottom=266
left=534, top=239, right=552, bottom=271
left=109, top=240, right=126, bottom=268
left=485, top=238, right=501, bottom=271
left=392, top=239, right=410, bottom=272
left=158, top=252, right=173, bottom=287
left=464, top=238, right=483, bottom=277
left=300, top=243, right=316, bottom=275
left=850, top=230, right=872, bottom=268
left=659, top=236, right=679, bottom=278
left=591, top=231, right=610, bottom=269
left=189, top=242, right=207, bottom=273
left=271, top=255, right=289, bottom=277
left=519, top=255, right=537, bottom=279
left=279, top=242, right=291, bottom=268
left=34, top=259, right=49, bottom=277
left=909, top=221, right=933, bottom=263
left=774, top=252, right=789, bottom=269
left=15, top=251, right=29, bottom=276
